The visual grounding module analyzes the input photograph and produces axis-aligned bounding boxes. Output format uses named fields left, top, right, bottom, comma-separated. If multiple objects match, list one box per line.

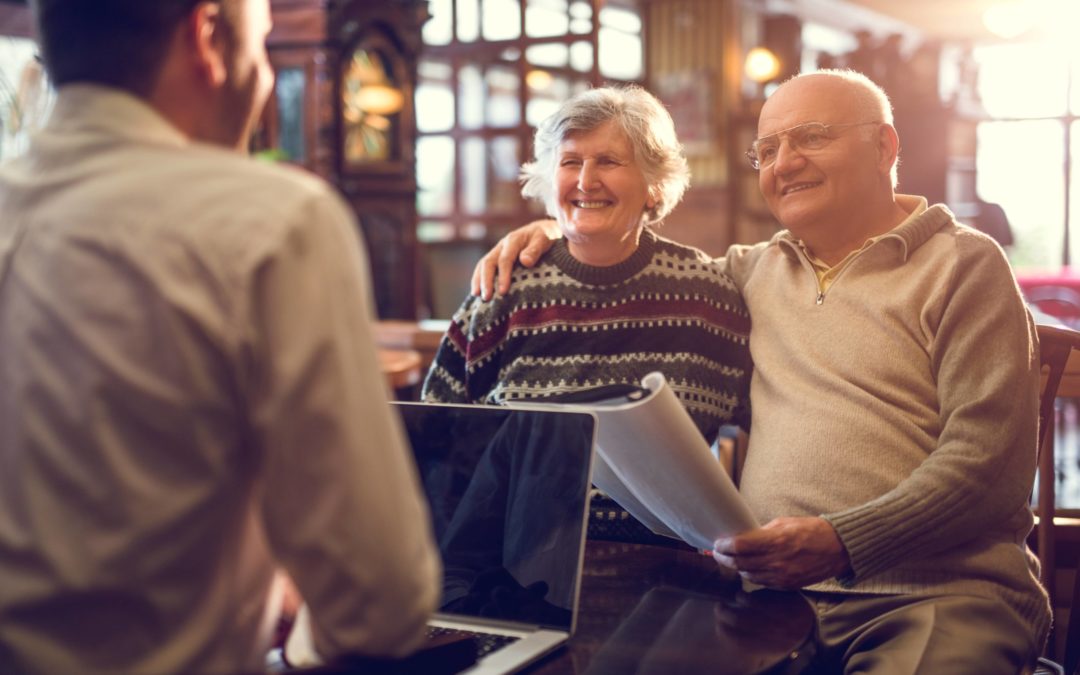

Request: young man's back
left=0, top=83, right=439, bottom=674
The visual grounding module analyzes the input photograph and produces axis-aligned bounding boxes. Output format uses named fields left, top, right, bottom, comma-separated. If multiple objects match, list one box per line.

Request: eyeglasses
left=745, top=121, right=880, bottom=170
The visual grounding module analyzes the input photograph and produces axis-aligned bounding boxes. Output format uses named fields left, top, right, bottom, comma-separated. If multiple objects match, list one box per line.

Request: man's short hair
left=30, top=0, right=232, bottom=96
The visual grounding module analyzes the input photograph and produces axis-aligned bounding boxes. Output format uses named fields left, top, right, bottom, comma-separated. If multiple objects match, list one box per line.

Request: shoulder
left=648, top=231, right=714, bottom=263
left=157, top=146, right=358, bottom=265
left=925, top=213, right=1012, bottom=279
left=712, top=239, right=774, bottom=292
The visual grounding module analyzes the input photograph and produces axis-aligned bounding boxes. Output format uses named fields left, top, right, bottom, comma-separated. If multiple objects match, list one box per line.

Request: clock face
left=342, top=48, right=403, bottom=164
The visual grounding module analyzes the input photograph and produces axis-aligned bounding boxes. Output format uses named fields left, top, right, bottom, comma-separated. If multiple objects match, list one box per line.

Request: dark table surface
left=524, top=540, right=816, bottom=675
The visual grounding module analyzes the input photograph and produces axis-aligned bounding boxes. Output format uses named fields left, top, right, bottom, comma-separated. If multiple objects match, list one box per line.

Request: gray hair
left=520, top=86, right=690, bottom=226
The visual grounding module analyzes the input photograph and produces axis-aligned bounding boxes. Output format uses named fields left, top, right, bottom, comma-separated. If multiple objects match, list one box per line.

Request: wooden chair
left=1034, top=323, right=1080, bottom=671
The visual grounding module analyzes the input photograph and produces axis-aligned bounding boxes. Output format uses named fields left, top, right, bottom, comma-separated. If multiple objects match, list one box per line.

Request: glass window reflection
left=977, top=120, right=1064, bottom=268
left=975, top=42, right=1068, bottom=118
left=526, top=0, right=569, bottom=38
left=459, top=65, right=484, bottom=130
left=417, top=135, right=455, bottom=217
left=274, top=68, right=305, bottom=163
left=483, top=0, right=522, bottom=41
left=485, top=67, right=520, bottom=127
left=423, top=0, right=454, bottom=46
left=457, top=0, right=480, bottom=42
left=599, top=27, right=642, bottom=80
left=526, top=43, right=568, bottom=68
left=462, top=137, right=487, bottom=215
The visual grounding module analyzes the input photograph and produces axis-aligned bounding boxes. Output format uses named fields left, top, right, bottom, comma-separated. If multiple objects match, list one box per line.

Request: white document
left=514, top=372, right=758, bottom=551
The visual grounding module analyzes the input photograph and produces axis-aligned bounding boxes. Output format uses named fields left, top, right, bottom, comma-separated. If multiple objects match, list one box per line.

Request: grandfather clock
left=261, top=0, right=427, bottom=319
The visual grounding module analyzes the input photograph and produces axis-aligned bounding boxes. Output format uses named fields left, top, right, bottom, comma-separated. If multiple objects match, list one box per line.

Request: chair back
left=1033, top=323, right=1080, bottom=669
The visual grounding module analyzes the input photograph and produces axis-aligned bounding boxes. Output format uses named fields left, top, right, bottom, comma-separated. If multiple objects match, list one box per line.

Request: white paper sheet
left=512, top=372, right=758, bottom=551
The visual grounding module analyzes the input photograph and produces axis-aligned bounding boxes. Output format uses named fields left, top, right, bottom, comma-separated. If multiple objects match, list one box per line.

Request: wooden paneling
left=642, top=0, right=750, bottom=254
left=644, top=0, right=730, bottom=188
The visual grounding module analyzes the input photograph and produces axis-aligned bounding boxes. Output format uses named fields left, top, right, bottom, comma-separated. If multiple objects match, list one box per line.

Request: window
left=416, top=0, right=643, bottom=244
left=969, top=40, right=1080, bottom=268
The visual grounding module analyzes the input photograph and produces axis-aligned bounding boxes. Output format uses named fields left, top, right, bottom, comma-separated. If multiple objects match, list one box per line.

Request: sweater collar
left=773, top=194, right=956, bottom=263
left=546, top=227, right=657, bottom=285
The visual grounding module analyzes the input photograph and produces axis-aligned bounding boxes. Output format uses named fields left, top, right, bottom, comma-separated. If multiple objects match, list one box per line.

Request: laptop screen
left=393, top=403, right=595, bottom=632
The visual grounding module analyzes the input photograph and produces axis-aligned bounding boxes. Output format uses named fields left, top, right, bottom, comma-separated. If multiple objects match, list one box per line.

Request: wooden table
left=375, top=320, right=449, bottom=372
left=378, top=348, right=422, bottom=392
left=526, top=541, right=815, bottom=674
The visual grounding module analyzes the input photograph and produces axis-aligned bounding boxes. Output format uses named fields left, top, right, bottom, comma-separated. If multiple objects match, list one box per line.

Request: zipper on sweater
left=808, top=247, right=866, bottom=306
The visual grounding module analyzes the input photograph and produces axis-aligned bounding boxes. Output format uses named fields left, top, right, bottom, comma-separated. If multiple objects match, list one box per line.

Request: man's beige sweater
left=723, top=195, right=1051, bottom=642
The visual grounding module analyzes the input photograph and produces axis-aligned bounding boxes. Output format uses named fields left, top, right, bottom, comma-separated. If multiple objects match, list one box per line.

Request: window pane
left=490, top=135, right=522, bottom=212
left=486, top=66, right=520, bottom=127
left=417, top=60, right=454, bottom=133
left=417, top=135, right=456, bottom=217
left=599, top=5, right=641, bottom=33
left=526, top=0, right=569, bottom=38
left=1073, top=49, right=1080, bottom=114
left=462, top=137, right=487, bottom=214
left=570, top=41, right=593, bottom=72
left=977, top=120, right=1064, bottom=268
left=974, top=42, right=1068, bottom=118
left=461, top=136, right=523, bottom=215
left=418, top=221, right=455, bottom=243
left=526, top=76, right=584, bottom=126
left=483, top=0, right=522, bottom=41
left=569, top=0, right=592, bottom=34
left=526, top=43, right=569, bottom=68
left=274, top=68, right=306, bottom=162
left=459, top=64, right=484, bottom=130
left=599, top=27, right=642, bottom=80
left=457, top=0, right=480, bottom=42
left=423, top=0, right=453, bottom=45
left=463, top=222, right=488, bottom=239
left=527, top=97, right=560, bottom=127
left=416, top=82, right=455, bottom=133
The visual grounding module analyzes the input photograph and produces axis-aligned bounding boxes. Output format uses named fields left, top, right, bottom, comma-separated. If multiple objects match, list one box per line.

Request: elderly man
left=0, top=1, right=439, bottom=673
left=474, top=70, right=1050, bottom=673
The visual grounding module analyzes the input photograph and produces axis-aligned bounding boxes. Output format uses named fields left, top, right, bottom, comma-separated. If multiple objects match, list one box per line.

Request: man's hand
left=471, top=219, right=561, bottom=300
left=711, top=517, right=851, bottom=590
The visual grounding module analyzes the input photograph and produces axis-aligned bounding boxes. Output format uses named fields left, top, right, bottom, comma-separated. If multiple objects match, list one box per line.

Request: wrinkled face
left=218, top=0, right=275, bottom=150
left=554, top=121, right=654, bottom=259
left=756, top=75, right=886, bottom=241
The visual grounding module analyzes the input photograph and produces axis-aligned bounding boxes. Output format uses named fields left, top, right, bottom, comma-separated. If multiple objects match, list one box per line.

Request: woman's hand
left=471, top=219, right=561, bottom=300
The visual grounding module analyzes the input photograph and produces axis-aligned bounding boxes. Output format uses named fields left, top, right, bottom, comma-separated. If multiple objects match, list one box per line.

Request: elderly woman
left=423, top=86, right=751, bottom=444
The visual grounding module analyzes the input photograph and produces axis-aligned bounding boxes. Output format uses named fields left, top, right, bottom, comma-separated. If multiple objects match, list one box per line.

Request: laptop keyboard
left=427, top=625, right=520, bottom=657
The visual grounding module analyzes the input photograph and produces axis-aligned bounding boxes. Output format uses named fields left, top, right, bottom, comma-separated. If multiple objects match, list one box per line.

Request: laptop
left=393, top=402, right=597, bottom=675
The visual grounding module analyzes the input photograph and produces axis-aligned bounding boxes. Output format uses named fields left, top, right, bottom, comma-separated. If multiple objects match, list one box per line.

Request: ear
left=188, top=1, right=228, bottom=88
left=645, top=186, right=658, bottom=211
left=876, top=123, right=900, bottom=178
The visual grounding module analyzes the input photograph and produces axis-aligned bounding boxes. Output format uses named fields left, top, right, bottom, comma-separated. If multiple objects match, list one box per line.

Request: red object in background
left=1016, top=268, right=1080, bottom=324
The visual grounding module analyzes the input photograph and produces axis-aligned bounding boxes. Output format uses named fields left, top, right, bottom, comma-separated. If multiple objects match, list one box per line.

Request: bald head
left=764, top=70, right=893, bottom=128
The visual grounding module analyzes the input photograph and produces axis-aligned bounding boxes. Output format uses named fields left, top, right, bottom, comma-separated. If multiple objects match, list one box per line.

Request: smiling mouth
left=571, top=200, right=612, bottom=209
left=781, top=182, right=821, bottom=196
